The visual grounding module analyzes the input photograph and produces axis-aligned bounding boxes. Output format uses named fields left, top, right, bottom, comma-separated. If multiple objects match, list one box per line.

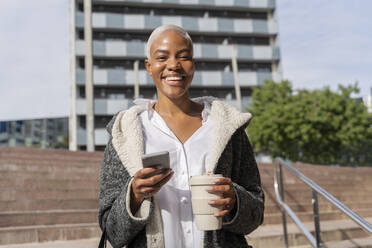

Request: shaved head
left=146, top=24, right=193, bottom=61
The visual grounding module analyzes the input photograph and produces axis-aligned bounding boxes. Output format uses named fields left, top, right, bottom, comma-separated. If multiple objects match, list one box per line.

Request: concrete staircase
left=0, top=147, right=371, bottom=247
left=249, top=163, right=372, bottom=247
left=0, top=147, right=102, bottom=246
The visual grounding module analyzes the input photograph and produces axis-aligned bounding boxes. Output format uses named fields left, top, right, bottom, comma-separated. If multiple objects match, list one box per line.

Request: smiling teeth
left=166, top=77, right=182, bottom=81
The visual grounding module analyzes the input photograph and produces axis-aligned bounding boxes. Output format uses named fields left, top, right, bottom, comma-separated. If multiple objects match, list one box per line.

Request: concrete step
left=263, top=192, right=372, bottom=204
left=247, top=217, right=372, bottom=248
left=0, top=147, right=103, bottom=160
left=0, top=209, right=98, bottom=227
left=261, top=178, right=370, bottom=189
left=281, top=191, right=372, bottom=199
left=1, top=170, right=99, bottom=182
left=0, top=158, right=101, bottom=167
left=262, top=189, right=372, bottom=201
left=264, top=201, right=372, bottom=214
left=0, top=162, right=99, bottom=171
left=0, top=238, right=113, bottom=248
left=0, top=223, right=100, bottom=245
left=0, top=165, right=99, bottom=179
left=259, top=163, right=372, bottom=181
left=263, top=208, right=372, bottom=225
left=0, top=189, right=98, bottom=201
left=291, top=236, right=372, bottom=248
left=0, top=178, right=99, bottom=191
left=0, top=199, right=98, bottom=212
left=260, top=173, right=369, bottom=183
left=0, top=171, right=97, bottom=181
left=262, top=181, right=372, bottom=191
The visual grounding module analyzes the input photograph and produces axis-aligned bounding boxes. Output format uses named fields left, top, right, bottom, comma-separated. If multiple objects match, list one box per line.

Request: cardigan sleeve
left=221, top=126, right=265, bottom=235
left=98, top=139, right=153, bottom=248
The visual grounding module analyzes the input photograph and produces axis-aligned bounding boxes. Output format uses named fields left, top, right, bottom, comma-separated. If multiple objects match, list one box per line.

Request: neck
left=155, top=92, right=195, bottom=117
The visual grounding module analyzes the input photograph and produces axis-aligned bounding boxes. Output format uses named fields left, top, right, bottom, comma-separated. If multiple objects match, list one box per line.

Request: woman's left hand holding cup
left=206, top=177, right=236, bottom=217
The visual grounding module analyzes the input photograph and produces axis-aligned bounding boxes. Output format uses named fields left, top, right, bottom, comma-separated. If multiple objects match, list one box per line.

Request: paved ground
left=0, top=238, right=112, bottom=248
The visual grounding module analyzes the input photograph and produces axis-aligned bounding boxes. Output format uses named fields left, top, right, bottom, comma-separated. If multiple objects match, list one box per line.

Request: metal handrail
left=274, top=157, right=372, bottom=248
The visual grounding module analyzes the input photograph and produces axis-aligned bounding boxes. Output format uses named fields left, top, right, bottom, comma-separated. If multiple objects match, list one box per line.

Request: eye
left=156, top=56, right=167, bottom=61
left=179, top=55, right=191, bottom=60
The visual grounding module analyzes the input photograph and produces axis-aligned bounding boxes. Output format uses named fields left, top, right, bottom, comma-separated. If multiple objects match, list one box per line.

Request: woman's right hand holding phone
left=130, top=167, right=174, bottom=214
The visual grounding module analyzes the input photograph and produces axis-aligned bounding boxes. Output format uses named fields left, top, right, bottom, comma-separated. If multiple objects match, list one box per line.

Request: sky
left=0, top=0, right=371, bottom=121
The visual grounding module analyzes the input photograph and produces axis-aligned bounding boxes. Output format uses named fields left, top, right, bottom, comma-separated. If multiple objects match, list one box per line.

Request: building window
left=15, top=121, right=23, bottom=133
left=79, top=116, right=86, bottom=129
left=95, top=116, right=113, bottom=129
left=0, top=122, right=7, bottom=133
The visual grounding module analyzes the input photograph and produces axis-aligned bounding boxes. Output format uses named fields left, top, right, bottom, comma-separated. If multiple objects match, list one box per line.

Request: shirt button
left=181, top=170, right=185, bottom=175
left=186, top=229, right=191, bottom=234
left=180, top=197, right=188, bottom=204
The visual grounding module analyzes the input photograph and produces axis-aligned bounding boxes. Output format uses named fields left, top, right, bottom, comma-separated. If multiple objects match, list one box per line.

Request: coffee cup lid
left=189, top=174, right=223, bottom=185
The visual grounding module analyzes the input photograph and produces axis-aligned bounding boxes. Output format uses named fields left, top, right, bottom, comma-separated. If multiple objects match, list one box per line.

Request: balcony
left=75, top=12, right=278, bottom=35
left=93, top=0, right=275, bottom=9
left=77, top=128, right=108, bottom=146
left=0, top=133, right=8, bottom=142
left=76, top=69, right=280, bottom=86
left=75, top=40, right=280, bottom=61
left=76, top=99, right=133, bottom=115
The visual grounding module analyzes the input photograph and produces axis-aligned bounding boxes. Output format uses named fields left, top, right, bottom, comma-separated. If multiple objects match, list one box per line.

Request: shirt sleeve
left=98, top=140, right=153, bottom=247
left=221, top=126, right=265, bottom=234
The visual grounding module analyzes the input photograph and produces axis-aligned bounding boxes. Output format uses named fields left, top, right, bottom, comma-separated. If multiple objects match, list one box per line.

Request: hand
left=207, top=177, right=236, bottom=217
left=130, top=167, right=174, bottom=213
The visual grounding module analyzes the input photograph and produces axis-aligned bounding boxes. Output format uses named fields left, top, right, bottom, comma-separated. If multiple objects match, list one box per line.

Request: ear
left=145, top=59, right=152, bottom=76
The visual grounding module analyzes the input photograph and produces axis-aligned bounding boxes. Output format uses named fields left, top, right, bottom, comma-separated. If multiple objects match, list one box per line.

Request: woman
left=99, top=25, right=264, bottom=248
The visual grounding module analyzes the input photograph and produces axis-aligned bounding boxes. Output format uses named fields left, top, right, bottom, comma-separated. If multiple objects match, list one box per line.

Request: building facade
left=70, top=0, right=282, bottom=151
left=362, top=88, right=372, bottom=113
left=0, top=118, right=68, bottom=149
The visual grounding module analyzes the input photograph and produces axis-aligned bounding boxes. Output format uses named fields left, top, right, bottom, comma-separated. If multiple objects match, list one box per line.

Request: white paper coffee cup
left=189, top=174, right=223, bottom=230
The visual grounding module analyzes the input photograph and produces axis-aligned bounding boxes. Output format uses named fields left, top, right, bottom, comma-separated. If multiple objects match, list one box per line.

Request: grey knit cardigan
left=98, top=97, right=264, bottom=248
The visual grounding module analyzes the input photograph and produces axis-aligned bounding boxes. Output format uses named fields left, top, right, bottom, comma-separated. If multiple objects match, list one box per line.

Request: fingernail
left=206, top=187, right=213, bottom=191
left=208, top=201, right=215, bottom=205
left=214, top=178, right=221, bottom=183
left=214, top=213, right=219, bottom=217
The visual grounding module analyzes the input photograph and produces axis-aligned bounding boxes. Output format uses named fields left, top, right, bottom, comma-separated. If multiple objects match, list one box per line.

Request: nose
left=167, top=57, right=180, bottom=70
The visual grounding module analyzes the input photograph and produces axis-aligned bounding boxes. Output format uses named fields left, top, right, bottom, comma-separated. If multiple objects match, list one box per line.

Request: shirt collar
left=133, top=98, right=211, bottom=124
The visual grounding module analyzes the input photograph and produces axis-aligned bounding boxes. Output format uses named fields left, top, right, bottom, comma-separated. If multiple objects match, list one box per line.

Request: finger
left=208, top=198, right=232, bottom=207
left=138, top=187, right=154, bottom=196
left=214, top=210, right=229, bottom=217
left=136, top=171, right=174, bottom=197
left=139, top=169, right=173, bottom=187
left=214, top=177, right=232, bottom=185
left=134, top=167, right=161, bottom=179
left=206, top=185, right=231, bottom=194
left=151, top=170, right=174, bottom=193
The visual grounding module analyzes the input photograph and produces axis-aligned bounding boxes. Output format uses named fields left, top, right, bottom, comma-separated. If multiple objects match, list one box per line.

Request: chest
left=161, top=115, right=203, bottom=144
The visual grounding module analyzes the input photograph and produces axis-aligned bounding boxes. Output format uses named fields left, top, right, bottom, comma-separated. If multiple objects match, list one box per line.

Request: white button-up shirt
left=136, top=99, right=213, bottom=248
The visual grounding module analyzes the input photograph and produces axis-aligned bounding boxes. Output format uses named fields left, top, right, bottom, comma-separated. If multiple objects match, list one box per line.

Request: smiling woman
left=98, top=25, right=264, bottom=248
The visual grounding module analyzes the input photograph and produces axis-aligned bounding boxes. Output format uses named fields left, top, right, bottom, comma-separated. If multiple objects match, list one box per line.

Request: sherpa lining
left=125, top=178, right=151, bottom=220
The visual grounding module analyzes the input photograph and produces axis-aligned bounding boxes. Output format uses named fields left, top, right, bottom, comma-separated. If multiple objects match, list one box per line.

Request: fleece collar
left=110, top=97, right=252, bottom=176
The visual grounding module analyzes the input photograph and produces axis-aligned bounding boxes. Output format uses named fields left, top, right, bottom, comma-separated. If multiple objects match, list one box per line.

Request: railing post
left=312, top=190, right=322, bottom=248
left=277, top=161, right=289, bottom=248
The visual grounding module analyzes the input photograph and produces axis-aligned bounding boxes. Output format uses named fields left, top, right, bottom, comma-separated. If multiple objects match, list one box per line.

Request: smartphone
left=141, top=151, right=170, bottom=170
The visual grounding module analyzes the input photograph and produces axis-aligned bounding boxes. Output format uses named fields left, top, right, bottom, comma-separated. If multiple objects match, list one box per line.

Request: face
left=145, top=30, right=194, bottom=100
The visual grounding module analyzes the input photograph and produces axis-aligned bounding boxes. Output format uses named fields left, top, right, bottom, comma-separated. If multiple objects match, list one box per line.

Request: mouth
left=162, top=75, right=186, bottom=86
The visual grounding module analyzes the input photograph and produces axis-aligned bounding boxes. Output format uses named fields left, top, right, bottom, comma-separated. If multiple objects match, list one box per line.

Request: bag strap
left=98, top=227, right=107, bottom=248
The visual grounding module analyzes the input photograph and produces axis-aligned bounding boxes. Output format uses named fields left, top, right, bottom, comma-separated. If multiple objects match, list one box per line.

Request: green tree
left=53, top=136, right=69, bottom=149
left=247, top=81, right=372, bottom=166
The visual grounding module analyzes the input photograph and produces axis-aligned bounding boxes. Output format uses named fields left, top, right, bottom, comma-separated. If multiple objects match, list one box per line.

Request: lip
left=163, top=78, right=184, bottom=86
left=162, top=74, right=185, bottom=86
